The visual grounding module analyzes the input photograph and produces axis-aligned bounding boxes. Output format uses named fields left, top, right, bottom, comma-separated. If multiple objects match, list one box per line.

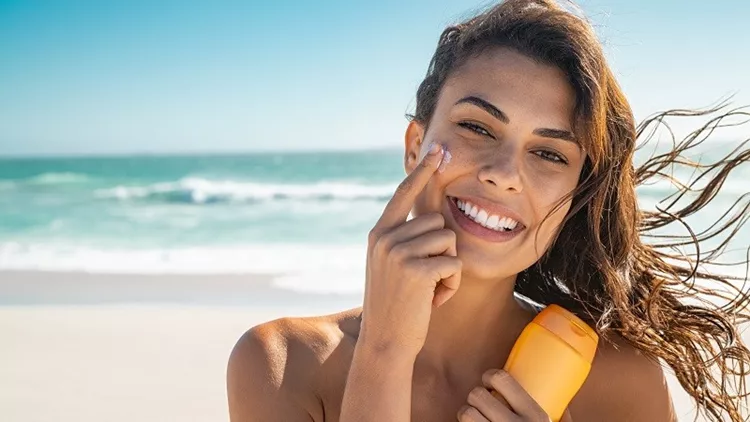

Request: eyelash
left=457, top=121, right=568, bottom=165
left=458, top=121, right=493, bottom=137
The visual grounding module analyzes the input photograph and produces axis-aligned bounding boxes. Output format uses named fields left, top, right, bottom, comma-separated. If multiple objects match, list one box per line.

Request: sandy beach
left=0, top=270, right=736, bottom=421
left=0, top=271, right=362, bottom=422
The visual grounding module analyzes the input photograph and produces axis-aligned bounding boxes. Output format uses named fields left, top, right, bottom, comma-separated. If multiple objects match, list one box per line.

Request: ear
left=404, top=120, right=426, bottom=174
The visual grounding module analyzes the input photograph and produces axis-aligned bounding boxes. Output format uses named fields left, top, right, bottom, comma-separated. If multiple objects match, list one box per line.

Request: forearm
left=340, top=341, right=416, bottom=422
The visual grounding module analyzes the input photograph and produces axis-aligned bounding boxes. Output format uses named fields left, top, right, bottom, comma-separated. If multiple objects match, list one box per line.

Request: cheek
left=525, top=173, right=577, bottom=232
left=532, top=182, right=572, bottom=214
left=433, top=141, right=476, bottom=176
left=528, top=188, right=575, bottom=255
left=526, top=167, right=578, bottom=210
left=522, top=203, right=571, bottom=261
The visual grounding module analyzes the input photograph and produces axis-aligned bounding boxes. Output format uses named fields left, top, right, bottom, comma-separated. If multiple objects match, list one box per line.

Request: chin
left=461, top=264, right=520, bottom=284
left=456, top=244, right=526, bottom=281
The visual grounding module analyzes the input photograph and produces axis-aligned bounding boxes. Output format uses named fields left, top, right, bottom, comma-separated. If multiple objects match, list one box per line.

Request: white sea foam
left=94, top=177, right=396, bottom=204
left=0, top=172, right=91, bottom=189
left=26, top=172, right=91, bottom=184
left=0, top=242, right=368, bottom=294
left=2, top=240, right=744, bottom=296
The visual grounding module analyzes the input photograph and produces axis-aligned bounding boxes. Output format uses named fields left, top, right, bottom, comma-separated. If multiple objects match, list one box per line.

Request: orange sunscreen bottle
left=495, top=304, right=598, bottom=422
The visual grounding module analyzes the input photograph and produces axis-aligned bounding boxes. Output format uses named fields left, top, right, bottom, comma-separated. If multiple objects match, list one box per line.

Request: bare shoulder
left=227, top=307, right=362, bottom=422
left=570, top=333, right=678, bottom=422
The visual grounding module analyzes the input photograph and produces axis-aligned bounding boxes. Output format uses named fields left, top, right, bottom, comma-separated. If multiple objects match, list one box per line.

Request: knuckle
left=427, top=212, right=445, bottom=226
left=390, top=242, right=409, bottom=260
left=441, top=228, right=456, bottom=241
left=373, top=236, right=393, bottom=256
left=429, top=269, right=443, bottom=283
left=414, top=258, right=432, bottom=274
left=446, top=256, right=462, bottom=272
left=381, top=230, right=398, bottom=247
left=416, top=260, right=439, bottom=282
left=411, top=212, right=443, bottom=229
left=367, top=228, right=380, bottom=245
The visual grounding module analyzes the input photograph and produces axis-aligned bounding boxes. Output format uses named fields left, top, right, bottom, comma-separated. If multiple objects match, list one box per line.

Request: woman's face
left=405, top=47, right=587, bottom=282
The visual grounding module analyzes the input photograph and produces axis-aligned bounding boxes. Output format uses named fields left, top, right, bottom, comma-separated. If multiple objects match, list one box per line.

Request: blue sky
left=1, top=0, right=748, bottom=156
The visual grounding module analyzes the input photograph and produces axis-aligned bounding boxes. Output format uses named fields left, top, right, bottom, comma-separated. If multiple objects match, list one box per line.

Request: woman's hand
left=457, top=369, right=573, bottom=422
left=360, top=142, right=463, bottom=358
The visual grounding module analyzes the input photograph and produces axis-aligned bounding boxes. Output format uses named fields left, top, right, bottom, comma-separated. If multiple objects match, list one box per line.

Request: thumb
left=432, top=271, right=461, bottom=308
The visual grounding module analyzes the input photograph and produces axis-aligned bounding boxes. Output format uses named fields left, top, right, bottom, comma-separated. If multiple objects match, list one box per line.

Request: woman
left=227, top=0, right=750, bottom=420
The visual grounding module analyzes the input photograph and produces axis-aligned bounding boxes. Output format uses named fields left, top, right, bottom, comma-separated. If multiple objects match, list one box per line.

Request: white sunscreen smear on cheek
left=437, top=148, right=452, bottom=173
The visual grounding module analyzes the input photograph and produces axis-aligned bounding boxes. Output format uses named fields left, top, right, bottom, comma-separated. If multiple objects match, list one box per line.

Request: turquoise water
left=0, top=151, right=401, bottom=247
left=0, top=147, right=747, bottom=293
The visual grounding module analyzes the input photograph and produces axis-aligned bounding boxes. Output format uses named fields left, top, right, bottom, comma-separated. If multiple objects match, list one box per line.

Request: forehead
left=438, top=47, right=576, bottom=126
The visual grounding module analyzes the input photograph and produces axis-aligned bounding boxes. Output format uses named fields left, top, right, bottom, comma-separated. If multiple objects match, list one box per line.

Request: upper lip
left=450, top=195, right=527, bottom=228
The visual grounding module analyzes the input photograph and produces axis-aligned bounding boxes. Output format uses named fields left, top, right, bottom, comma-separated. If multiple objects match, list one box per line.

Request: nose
left=477, top=148, right=523, bottom=193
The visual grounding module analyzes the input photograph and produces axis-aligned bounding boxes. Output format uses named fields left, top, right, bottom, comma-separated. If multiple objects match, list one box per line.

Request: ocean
left=1, top=146, right=747, bottom=294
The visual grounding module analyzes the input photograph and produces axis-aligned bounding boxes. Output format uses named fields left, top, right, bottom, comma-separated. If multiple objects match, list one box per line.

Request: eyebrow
left=453, top=96, right=578, bottom=144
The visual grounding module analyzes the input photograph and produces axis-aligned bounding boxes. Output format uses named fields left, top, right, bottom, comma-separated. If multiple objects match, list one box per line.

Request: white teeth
left=476, top=209, right=489, bottom=225
left=454, top=198, right=521, bottom=232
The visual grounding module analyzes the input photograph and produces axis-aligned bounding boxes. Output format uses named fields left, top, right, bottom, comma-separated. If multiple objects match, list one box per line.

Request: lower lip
left=447, top=197, right=525, bottom=243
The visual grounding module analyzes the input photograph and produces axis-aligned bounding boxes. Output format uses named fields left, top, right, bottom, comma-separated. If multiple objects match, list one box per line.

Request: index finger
left=375, top=142, right=444, bottom=231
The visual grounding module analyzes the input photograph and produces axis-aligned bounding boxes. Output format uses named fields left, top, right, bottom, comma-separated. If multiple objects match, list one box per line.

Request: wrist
left=355, top=333, right=419, bottom=366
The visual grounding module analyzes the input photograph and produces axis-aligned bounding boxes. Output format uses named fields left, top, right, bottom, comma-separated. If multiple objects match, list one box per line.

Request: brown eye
left=534, top=150, right=568, bottom=165
left=457, top=121, right=493, bottom=138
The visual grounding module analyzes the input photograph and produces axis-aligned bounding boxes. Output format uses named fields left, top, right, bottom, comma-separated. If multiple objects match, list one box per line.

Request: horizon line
left=0, top=145, right=404, bottom=160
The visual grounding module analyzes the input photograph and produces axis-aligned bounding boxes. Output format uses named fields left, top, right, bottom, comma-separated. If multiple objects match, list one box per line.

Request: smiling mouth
left=447, top=196, right=526, bottom=233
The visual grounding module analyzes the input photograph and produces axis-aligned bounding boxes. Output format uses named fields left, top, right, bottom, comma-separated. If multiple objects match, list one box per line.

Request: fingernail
left=437, top=149, right=452, bottom=173
left=428, top=141, right=442, bottom=155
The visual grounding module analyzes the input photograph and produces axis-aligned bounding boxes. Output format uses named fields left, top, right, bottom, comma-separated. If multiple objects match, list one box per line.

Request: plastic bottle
left=494, top=304, right=598, bottom=422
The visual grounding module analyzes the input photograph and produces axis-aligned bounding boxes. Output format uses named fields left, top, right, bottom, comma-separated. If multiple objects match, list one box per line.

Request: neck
left=414, top=273, right=535, bottom=386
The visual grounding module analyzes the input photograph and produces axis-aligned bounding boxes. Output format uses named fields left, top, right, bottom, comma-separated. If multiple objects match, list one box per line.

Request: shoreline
left=0, top=270, right=363, bottom=308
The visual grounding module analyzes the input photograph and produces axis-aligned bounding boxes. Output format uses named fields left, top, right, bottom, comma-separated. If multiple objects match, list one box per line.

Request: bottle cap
left=533, top=304, right=598, bottom=362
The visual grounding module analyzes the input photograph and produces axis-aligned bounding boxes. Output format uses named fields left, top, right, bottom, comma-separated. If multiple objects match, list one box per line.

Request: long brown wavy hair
left=406, top=0, right=750, bottom=420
